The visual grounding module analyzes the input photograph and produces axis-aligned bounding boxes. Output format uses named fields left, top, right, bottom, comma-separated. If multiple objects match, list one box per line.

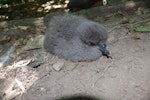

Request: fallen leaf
left=120, top=17, right=129, bottom=24
left=15, top=78, right=25, bottom=92
left=13, top=59, right=31, bottom=68
left=27, top=60, right=43, bottom=68
left=2, top=81, right=20, bottom=100
left=134, top=26, right=150, bottom=32
left=18, top=26, right=28, bottom=30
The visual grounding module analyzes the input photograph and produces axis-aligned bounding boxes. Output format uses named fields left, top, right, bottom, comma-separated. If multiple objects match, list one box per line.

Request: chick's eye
left=89, top=42, right=96, bottom=46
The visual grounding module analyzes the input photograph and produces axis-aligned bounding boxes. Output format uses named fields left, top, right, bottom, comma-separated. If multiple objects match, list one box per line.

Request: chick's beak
left=98, top=44, right=112, bottom=59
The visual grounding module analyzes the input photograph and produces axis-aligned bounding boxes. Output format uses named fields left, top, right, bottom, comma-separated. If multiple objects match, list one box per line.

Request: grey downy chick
left=44, top=14, right=110, bottom=62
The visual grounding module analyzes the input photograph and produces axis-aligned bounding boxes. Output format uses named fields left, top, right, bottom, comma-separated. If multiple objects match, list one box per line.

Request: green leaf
left=134, top=26, right=150, bottom=32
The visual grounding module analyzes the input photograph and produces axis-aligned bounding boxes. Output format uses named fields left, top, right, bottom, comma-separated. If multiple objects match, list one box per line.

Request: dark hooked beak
left=98, top=44, right=112, bottom=59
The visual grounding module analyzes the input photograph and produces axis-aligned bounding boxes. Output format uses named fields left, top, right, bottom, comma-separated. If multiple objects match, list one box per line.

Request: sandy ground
left=0, top=9, right=150, bottom=100
left=17, top=30, right=150, bottom=100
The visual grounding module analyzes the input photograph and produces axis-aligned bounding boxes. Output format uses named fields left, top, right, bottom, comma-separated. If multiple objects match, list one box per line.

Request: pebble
left=52, top=61, right=65, bottom=71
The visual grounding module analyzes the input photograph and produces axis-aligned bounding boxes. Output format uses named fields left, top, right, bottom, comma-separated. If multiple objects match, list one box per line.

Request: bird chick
left=44, top=14, right=110, bottom=62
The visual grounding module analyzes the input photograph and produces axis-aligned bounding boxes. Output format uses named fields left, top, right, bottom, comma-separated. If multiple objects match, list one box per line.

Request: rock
left=131, top=33, right=141, bottom=40
left=52, top=61, right=65, bottom=71
left=23, top=35, right=44, bottom=50
left=67, top=0, right=100, bottom=11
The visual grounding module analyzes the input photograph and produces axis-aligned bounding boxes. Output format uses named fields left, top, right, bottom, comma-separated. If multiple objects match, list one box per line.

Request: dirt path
left=14, top=30, right=149, bottom=100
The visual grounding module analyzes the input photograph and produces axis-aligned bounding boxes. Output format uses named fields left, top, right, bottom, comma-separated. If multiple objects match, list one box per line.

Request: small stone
left=23, top=35, right=44, bottom=51
left=40, top=87, right=46, bottom=92
left=52, top=61, right=64, bottom=71
left=132, top=33, right=141, bottom=39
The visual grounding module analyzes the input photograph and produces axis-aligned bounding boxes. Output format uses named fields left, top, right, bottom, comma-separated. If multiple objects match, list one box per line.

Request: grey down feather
left=44, top=14, right=109, bottom=62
